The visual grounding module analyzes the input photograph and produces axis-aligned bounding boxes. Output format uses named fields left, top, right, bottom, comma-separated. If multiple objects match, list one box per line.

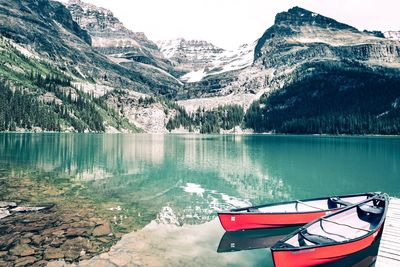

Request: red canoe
left=271, top=193, right=388, bottom=267
left=218, top=193, right=377, bottom=231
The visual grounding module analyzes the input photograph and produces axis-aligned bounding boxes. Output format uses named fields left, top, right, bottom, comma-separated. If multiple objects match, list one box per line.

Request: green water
left=0, top=133, right=399, bottom=266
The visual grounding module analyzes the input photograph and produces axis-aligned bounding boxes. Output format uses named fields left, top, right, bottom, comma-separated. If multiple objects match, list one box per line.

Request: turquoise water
left=0, top=133, right=399, bottom=266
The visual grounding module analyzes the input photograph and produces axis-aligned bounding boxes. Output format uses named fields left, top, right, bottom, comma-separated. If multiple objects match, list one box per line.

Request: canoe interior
left=234, top=194, right=371, bottom=214
left=283, top=196, right=386, bottom=248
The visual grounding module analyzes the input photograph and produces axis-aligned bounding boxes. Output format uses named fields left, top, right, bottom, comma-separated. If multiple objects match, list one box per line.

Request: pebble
left=14, top=256, right=37, bottom=267
left=10, top=244, right=35, bottom=257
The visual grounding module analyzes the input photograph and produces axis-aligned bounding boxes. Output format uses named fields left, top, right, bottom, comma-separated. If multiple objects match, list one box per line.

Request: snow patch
left=182, top=183, right=205, bottom=196
left=220, top=193, right=251, bottom=208
left=384, top=31, right=400, bottom=40
left=108, top=206, right=122, bottom=211
left=180, top=69, right=206, bottom=83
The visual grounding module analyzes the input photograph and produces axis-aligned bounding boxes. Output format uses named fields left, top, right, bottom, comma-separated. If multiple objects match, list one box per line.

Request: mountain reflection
left=1, top=133, right=399, bottom=229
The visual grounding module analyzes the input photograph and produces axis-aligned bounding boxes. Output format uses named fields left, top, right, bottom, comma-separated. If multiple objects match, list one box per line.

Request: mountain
left=0, top=0, right=185, bottom=133
left=171, top=7, right=400, bottom=134
left=244, top=7, right=400, bottom=134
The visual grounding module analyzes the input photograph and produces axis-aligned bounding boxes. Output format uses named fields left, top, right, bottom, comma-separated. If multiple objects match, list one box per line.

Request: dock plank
left=376, top=197, right=400, bottom=267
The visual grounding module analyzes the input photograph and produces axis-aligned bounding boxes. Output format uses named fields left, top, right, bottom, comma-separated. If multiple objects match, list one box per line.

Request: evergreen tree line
left=166, top=104, right=244, bottom=133
left=0, top=73, right=106, bottom=132
left=243, top=64, right=400, bottom=135
left=0, top=82, right=60, bottom=131
left=32, top=72, right=105, bottom=132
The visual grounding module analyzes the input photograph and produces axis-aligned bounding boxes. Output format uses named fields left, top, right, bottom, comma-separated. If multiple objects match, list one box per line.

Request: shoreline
left=0, top=131, right=399, bottom=138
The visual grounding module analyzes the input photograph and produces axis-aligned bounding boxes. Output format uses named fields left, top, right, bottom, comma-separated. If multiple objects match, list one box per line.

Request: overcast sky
left=60, top=0, right=400, bottom=49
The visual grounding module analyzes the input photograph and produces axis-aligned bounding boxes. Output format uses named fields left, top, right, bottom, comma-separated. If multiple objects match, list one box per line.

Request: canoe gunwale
left=218, top=192, right=377, bottom=216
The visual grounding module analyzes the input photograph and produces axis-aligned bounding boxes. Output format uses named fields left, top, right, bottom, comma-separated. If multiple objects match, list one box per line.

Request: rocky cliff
left=66, top=0, right=181, bottom=77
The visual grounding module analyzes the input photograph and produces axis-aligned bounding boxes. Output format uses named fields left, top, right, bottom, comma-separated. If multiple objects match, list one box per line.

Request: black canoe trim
left=219, top=192, right=378, bottom=215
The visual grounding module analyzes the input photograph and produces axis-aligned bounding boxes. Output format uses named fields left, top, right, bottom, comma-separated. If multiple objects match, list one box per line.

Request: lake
left=0, top=133, right=399, bottom=266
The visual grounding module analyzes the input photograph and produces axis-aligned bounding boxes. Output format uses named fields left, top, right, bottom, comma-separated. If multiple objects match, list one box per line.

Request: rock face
left=66, top=0, right=180, bottom=78
left=66, top=0, right=157, bottom=51
left=105, top=89, right=175, bottom=133
left=0, top=0, right=91, bottom=45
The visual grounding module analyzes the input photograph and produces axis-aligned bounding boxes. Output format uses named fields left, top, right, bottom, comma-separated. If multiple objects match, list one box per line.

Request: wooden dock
left=376, top=197, right=400, bottom=266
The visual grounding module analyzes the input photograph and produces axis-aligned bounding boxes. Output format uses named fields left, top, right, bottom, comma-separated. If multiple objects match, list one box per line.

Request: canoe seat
left=358, top=205, right=383, bottom=215
left=357, top=205, right=383, bottom=225
left=298, top=230, right=336, bottom=246
left=328, top=197, right=353, bottom=209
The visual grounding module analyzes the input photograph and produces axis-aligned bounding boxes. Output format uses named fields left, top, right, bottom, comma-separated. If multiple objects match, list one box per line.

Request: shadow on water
left=217, top=227, right=299, bottom=253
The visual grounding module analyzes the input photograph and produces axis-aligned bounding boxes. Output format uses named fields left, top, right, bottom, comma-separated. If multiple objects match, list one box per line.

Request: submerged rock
left=44, top=247, right=65, bottom=260
left=92, top=223, right=112, bottom=237
left=0, top=208, right=11, bottom=219
left=10, top=203, right=54, bottom=213
left=14, top=256, right=36, bottom=267
left=0, top=202, right=17, bottom=208
left=11, top=207, right=46, bottom=212
left=10, top=244, right=35, bottom=257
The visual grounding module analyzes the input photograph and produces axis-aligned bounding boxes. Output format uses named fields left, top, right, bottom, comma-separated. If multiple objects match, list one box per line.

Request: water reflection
left=0, top=133, right=398, bottom=266
left=1, top=134, right=400, bottom=226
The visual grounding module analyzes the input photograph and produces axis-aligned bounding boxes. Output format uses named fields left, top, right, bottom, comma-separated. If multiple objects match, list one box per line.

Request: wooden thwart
left=376, top=197, right=400, bottom=267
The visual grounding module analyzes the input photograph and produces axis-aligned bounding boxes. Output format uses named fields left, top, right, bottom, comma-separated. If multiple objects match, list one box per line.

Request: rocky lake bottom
left=0, top=168, right=126, bottom=266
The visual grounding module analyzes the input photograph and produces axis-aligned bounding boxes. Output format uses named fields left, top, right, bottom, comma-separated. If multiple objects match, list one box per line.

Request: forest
left=244, top=63, right=400, bottom=135
left=0, top=73, right=135, bottom=132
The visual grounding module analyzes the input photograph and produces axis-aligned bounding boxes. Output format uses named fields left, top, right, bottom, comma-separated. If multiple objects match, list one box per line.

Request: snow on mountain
left=158, top=38, right=255, bottom=83
left=205, top=41, right=255, bottom=76
left=384, top=31, right=400, bottom=40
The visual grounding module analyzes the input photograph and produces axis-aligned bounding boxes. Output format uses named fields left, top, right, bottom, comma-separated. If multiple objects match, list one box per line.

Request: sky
left=60, top=0, right=400, bottom=49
